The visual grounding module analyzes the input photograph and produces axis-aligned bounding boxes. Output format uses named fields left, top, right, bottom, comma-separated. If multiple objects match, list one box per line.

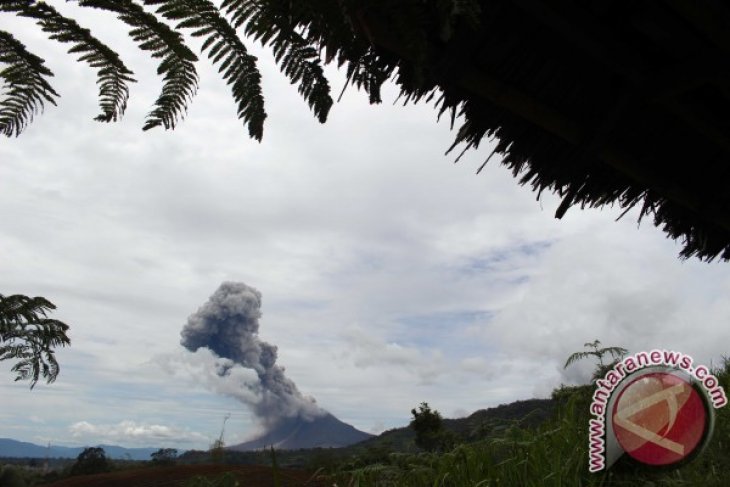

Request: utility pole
left=211, top=413, right=230, bottom=463
left=43, top=442, right=50, bottom=473
left=219, top=413, right=230, bottom=447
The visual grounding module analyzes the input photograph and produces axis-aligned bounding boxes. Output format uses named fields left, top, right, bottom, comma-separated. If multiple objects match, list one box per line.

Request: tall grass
left=184, top=472, right=239, bottom=487
left=330, top=359, right=730, bottom=486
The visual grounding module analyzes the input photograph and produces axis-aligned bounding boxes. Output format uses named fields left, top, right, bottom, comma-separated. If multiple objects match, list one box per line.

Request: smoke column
left=181, top=282, right=323, bottom=427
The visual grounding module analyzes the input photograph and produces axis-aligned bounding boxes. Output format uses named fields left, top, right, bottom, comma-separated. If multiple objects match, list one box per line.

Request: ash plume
left=181, top=282, right=323, bottom=426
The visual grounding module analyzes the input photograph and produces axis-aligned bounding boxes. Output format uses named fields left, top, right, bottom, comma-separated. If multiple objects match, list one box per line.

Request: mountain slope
left=229, top=413, right=372, bottom=451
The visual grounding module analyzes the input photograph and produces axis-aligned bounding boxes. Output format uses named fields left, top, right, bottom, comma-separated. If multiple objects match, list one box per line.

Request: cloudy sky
left=2, top=3, right=730, bottom=451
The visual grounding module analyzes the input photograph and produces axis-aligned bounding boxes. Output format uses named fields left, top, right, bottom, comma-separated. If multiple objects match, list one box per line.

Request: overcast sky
left=2, top=3, right=730, bottom=451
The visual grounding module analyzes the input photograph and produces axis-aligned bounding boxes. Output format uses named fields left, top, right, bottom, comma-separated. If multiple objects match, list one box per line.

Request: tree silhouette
left=70, top=447, right=110, bottom=476
left=410, top=402, right=453, bottom=452
left=0, top=294, right=71, bottom=388
left=150, top=448, right=178, bottom=465
left=564, top=339, right=628, bottom=382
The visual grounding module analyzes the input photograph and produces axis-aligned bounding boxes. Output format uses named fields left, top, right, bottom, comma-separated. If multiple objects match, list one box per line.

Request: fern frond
left=0, top=30, right=58, bottom=136
left=1, top=0, right=136, bottom=123
left=145, top=0, right=266, bottom=139
left=0, top=293, right=70, bottom=389
left=564, top=351, right=596, bottom=369
left=76, top=0, right=199, bottom=130
left=222, top=0, right=332, bottom=122
left=599, top=346, right=628, bottom=361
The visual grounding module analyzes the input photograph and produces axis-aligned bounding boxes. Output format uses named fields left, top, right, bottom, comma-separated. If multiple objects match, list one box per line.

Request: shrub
left=69, top=447, right=110, bottom=476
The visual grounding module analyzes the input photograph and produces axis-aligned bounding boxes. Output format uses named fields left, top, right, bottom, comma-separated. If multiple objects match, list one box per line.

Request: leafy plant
left=0, top=293, right=71, bottom=388
left=410, top=402, right=446, bottom=453
left=0, top=0, right=482, bottom=138
left=69, top=447, right=111, bottom=476
left=324, top=355, right=730, bottom=486
left=564, top=339, right=628, bottom=382
left=151, top=447, right=178, bottom=465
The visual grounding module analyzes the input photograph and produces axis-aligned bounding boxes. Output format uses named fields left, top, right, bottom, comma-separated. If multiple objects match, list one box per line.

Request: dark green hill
left=354, top=398, right=556, bottom=452
left=179, top=397, right=558, bottom=467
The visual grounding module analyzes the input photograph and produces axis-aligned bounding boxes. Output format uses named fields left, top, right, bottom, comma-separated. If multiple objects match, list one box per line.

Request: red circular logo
left=611, top=372, right=707, bottom=466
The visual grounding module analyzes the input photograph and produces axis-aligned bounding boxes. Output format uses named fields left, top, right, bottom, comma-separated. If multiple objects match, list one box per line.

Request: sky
left=2, top=3, right=730, bottom=451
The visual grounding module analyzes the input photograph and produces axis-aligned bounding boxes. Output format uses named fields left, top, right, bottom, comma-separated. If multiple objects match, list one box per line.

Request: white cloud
left=339, top=326, right=445, bottom=385
left=480, top=212, right=730, bottom=389
left=69, top=420, right=208, bottom=446
left=460, top=357, right=490, bottom=376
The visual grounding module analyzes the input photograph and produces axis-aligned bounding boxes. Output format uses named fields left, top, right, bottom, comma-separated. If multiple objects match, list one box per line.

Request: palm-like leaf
left=145, top=0, right=266, bottom=140
left=2, top=0, right=136, bottom=124
left=77, top=0, right=200, bottom=130
left=564, top=350, right=599, bottom=369
left=0, top=30, right=58, bottom=136
left=0, top=294, right=71, bottom=389
left=221, top=0, right=332, bottom=122
left=564, top=340, right=627, bottom=371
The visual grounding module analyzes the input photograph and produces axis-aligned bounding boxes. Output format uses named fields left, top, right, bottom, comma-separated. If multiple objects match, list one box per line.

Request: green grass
left=327, top=359, right=730, bottom=487
left=184, top=472, right=239, bottom=487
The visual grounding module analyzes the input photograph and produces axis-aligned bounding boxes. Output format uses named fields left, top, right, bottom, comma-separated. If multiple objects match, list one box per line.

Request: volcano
left=229, top=413, right=372, bottom=451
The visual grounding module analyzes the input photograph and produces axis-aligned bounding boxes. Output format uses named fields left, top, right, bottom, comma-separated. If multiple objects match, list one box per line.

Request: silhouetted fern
left=0, top=294, right=71, bottom=389
left=1, top=0, right=135, bottom=125
left=221, top=0, right=332, bottom=122
left=78, top=0, right=200, bottom=130
left=145, top=0, right=266, bottom=140
left=0, top=31, right=58, bottom=136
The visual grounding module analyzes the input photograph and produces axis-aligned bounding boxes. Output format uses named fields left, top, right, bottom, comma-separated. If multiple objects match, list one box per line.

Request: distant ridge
left=0, top=438, right=160, bottom=460
left=350, top=398, right=557, bottom=452
left=229, top=413, right=372, bottom=451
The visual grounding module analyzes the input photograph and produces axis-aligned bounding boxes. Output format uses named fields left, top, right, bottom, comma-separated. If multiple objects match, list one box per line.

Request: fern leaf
left=143, top=0, right=266, bottom=139
left=564, top=351, right=594, bottom=369
left=0, top=293, right=70, bottom=388
left=0, top=31, right=58, bottom=136
left=1, top=0, right=135, bottom=123
left=224, top=0, right=333, bottom=123
left=76, top=0, right=199, bottom=130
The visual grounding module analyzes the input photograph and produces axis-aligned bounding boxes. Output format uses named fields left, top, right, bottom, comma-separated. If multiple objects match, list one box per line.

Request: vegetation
left=69, top=446, right=111, bottom=476
left=409, top=402, right=455, bottom=453
left=5, top=2, right=730, bottom=260
left=564, top=339, right=628, bottom=382
left=0, top=293, right=71, bottom=388
left=0, top=465, right=28, bottom=487
left=3, top=350, right=729, bottom=486
left=315, top=350, right=730, bottom=486
left=151, top=447, right=179, bottom=466
left=0, top=334, right=726, bottom=487
left=0, top=0, right=345, bottom=138
left=184, top=471, right=239, bottom=487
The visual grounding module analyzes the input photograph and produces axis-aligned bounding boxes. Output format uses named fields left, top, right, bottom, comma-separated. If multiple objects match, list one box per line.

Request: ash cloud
left=181, top=282, right=323, bottom=426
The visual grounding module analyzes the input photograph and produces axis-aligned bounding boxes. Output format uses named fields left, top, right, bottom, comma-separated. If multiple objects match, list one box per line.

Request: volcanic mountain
left=229, top=413, right=372, bottom=451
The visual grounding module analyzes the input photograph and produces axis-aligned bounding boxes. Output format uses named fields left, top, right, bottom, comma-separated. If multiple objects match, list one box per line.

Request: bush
left=0, top=466, right=27, bottom=487
left=151, top=448, right=178, bottom=466
left=410, top=402, right=452, bottom=453
left=329, top=358, right=730, bottom=486
left=69, top=447, right=111, bottom=476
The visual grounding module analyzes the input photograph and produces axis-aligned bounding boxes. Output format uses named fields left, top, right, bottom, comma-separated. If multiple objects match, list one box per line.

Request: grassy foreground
left=325, top=360, right=730, bottom=487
